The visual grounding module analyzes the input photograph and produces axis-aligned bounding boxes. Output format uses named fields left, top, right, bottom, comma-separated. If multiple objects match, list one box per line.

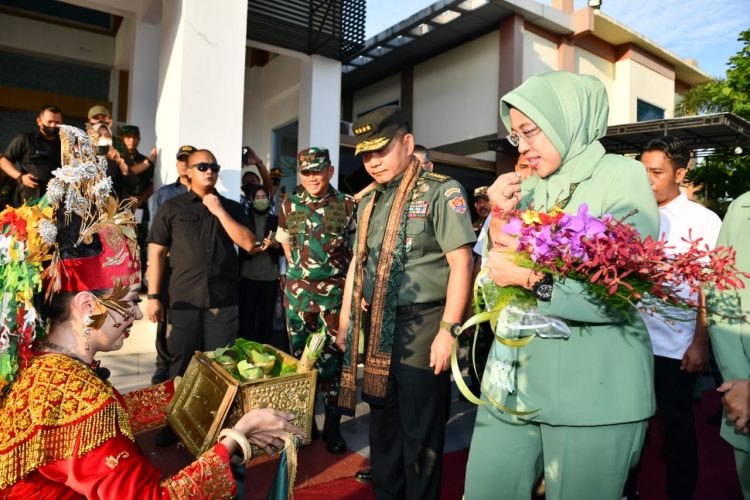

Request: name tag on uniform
left=407, top=200, right=428, bottom=218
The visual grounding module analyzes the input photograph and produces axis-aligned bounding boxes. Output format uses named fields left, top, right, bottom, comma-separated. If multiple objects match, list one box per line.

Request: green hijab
left=500, top=71, right=610, bottom=210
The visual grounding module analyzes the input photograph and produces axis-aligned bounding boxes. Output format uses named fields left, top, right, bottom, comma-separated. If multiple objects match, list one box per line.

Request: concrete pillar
left=297, top=54, right=342, bottom=187
left=155, top=0, right=248, bottom=199
left=127, top=18, right=160, bottom=181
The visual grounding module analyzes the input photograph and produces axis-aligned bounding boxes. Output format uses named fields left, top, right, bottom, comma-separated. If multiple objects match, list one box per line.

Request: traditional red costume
left=0, top=126, right=239, bottom=498
left=0, top=353, right=236, bottom=499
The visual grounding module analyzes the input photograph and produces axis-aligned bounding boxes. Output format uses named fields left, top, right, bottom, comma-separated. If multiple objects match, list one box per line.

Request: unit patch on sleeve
left=448, top=196, right=467, bottom=214
left=444, top=187, right=461, bottom=197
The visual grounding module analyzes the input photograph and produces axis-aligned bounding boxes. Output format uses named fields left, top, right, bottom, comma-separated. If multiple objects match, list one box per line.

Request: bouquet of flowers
left=453, top=203, right=748, bottom=411
left=0, top=200, right=56, bottom=393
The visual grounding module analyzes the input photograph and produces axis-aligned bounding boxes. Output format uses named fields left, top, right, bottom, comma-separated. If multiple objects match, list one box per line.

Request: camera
left=242, top=146, right=250, bottom=166
left=97, top=145, right=109, bottom=156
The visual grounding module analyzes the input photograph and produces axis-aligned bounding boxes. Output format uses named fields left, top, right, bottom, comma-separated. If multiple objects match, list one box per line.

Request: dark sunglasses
left=191, top=162, right=221, bottom=173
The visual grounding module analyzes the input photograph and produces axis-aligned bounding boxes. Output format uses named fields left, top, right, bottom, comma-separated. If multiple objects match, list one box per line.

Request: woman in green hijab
left=464, top=71, right=659, bottom=499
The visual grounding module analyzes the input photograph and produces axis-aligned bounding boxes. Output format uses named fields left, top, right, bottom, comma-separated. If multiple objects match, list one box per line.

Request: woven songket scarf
left=339, top=160, right=421, bottom=413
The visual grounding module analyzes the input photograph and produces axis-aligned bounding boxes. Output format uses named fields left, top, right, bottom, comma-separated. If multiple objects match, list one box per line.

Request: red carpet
left=140, top=389, right=742, bottom=499
left=637, top=388, right=742, bottom=499
left=293, top=390, right=743, bottom=500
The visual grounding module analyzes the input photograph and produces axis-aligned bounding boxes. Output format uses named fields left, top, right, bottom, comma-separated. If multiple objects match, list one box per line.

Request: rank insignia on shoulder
left=423, top=172, right=450, bottom=183
left=448, top=196, right=467, bottom=214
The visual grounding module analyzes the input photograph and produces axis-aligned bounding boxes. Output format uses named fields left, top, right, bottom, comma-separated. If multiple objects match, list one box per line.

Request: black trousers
left=654, top=355, right=699, bottom=499
left=238, top=277, right=279, bottom=346
left=367, top=304, right=451, bottom=500
left=154, top=264, right=172, bottom=371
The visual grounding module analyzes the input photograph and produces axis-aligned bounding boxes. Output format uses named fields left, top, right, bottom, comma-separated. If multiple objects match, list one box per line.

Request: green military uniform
left=360, top=171, right=476, bottom=368
left=276, top=150, right=356, bottom=408
left=708, top=192, right=750, bottom=498
left=341, top=105, right=476, bottom=500
left=465, top=72, right=659, bottom=500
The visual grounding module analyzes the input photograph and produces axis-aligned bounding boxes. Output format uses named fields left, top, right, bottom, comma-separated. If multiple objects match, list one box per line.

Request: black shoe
left=151, top=367, right=169, bottom=385
left=354, top=468, right=372, bottom=483
left=311, top=421, right=320, bottom=440
left=322, top=406, right=347, bottom=454
left=155, top=426, right=179, bottom=447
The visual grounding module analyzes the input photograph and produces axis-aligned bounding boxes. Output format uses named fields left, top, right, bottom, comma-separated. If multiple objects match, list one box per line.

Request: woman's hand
left=233, top=409, right=304, bottom=455
left=718, top=379, right=750, bottom=434
left=486, top=249, right=533, bottom=288
left=487, top=172, right=522, bottom=214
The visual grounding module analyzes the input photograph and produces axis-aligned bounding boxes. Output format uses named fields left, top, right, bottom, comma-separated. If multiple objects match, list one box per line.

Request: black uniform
left=3, top=131, right=61, bottom=203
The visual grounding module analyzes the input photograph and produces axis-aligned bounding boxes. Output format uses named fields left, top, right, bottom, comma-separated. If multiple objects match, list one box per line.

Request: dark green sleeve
left=432, top=179, right=476, bottom=253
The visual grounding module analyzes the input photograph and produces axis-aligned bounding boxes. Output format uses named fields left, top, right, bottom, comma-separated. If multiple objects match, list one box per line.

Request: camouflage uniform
left=277, top=182, right=356, bottom=407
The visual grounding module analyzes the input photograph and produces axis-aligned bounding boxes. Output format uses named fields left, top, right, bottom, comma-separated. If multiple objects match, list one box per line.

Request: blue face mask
left=253, top=199, right=270, bottom=211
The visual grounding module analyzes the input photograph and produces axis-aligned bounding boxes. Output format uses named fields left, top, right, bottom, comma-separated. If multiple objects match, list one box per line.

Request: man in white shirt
left=640, top=136, right=722, bottom=499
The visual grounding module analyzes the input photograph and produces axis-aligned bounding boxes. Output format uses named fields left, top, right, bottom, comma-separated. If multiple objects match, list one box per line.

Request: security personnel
left=472, top=185, right=490, bottom=235
left=0, top=104, right=63, bottom=204
left=336, top=106, right=475, bottom=499
left=276, top=147, right=356, bottom=454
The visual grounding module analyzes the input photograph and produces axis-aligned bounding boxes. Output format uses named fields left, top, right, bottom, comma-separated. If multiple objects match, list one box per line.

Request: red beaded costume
left=0, top=125, right=238, bottom=498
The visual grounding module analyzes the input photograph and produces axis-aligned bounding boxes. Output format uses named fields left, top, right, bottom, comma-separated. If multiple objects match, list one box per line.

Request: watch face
left=536, top=283, right=553, bottom=300
left=450, top=324, right=461, bottom=335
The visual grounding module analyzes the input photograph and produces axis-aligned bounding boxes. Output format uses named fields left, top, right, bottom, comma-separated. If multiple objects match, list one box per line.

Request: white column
left=127, top=19, right=160, bottom=183
left=298, top=54, right=342, bottom=188
left=155, top=0, right=248, bottom=199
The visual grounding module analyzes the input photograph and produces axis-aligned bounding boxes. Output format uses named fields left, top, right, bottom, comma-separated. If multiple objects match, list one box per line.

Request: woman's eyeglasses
left=191, top=162, right=221, bottom=173
left=506, top=126, right=541, bottom=147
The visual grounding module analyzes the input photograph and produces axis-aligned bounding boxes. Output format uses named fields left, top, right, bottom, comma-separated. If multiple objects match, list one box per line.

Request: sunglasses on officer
left=191, top=162, right=221, bottom=173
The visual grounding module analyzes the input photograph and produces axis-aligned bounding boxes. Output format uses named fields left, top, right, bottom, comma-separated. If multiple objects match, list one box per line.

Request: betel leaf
left=237, top=360, right=263, bottom=381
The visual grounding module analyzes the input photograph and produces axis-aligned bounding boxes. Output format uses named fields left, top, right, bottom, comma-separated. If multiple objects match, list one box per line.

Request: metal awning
left=600, top=113, right=750, bottom=156
left=488, top=113, right=750, bottom=157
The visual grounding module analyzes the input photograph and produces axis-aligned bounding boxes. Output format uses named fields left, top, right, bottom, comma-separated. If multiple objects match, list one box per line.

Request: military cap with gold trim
left=352, top=105, right=407, bottom=156
left=297, top=147, right=331, bottom=172
left=474, top=186, right=489, bottom=199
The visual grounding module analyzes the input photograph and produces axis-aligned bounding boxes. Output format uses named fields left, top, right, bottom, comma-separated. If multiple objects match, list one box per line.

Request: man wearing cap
left=121, top=124, right=156, bottom=276
left=152, top=145, right=196, bottom=216
left=472, top=186, right=490, bottom=235
left=276, top=147, right=356, bottom=454
left=0, top=104, right=63, bottom=205
left=336, top=106, right=475, bottom=499
left=269, top=166, right=286, bottom=215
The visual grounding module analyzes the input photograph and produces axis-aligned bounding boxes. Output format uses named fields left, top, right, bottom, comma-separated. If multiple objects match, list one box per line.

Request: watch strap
left=439, top=319, right=461, bottom=338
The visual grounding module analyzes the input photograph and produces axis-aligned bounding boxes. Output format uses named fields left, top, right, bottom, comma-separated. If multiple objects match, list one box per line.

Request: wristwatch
left=439, top=320, right=462, bottom=338
left=531, top=274, right=553, bottom=301
left=147, top=293, right=161, bottom=300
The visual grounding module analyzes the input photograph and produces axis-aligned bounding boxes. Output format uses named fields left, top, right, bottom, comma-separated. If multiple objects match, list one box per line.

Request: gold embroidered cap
left=474, top=186, right=489, bottom=199
left=352, top=105, right=407, bottom=156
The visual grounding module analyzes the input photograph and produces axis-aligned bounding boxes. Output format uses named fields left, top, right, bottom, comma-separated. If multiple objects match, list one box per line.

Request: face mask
left=253, top=199, right=270, bottom=211
left=98, top=137, right=113, bottom=148
left=41, top=125, right=59, bottom=137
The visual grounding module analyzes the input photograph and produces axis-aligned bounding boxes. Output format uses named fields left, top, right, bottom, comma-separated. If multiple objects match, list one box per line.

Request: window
left=272, top=121, right=298, bottom=194
left=637, top=99, right=665, bottom=122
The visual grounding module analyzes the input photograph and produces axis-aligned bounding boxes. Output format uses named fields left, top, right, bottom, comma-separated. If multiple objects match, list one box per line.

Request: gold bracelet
left=218, top=428, right=253, bottom=464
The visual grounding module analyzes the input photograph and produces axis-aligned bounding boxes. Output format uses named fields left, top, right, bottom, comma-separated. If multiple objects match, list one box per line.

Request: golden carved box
left=166, top=347, right=317, bottom=458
